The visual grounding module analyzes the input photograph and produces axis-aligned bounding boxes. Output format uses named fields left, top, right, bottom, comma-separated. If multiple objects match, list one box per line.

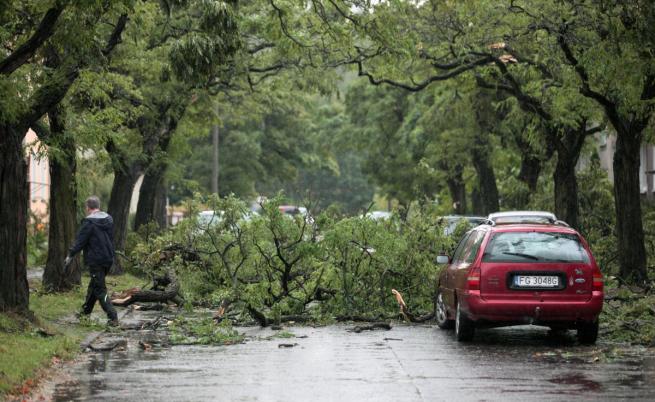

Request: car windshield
left=482, top=231, right=590, bottom=263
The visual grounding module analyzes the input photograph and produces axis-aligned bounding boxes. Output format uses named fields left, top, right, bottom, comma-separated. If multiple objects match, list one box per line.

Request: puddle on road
left=549, top=373, right=602, bottom=392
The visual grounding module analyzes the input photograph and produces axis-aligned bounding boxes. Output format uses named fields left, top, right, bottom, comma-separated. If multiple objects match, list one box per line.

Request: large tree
left=0, top=1, right=129, bottom=308
left=508, top=0, right=655, bottom=284
left=68, top=0, right=242, bottom=273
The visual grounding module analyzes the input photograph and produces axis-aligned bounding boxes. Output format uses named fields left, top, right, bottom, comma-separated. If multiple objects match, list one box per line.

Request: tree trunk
left=211, top=124, right=219, bottom=195
left=134, top=117, right=178, bottom=232
left=43, top=107, right=81, bottom=291
left=613, top=131, right=647, bottom=284
left=518, top=153, right=542, bottom=193
left=0, top=128, right=29, bottom=312
left=514, top=127, right=553, bottom=203
left=107, top=164, right=142, bottom=275
left=552, top=127, right=586, bottom=230
left=446, top=165, right=467, bottom=214
left=471, top=187, right=483, bottom=215
left=134, top=163, right=168, bottom=231
left=471, top=144, right=499, bottom=215
left=553, top=154, right=579, bottom=229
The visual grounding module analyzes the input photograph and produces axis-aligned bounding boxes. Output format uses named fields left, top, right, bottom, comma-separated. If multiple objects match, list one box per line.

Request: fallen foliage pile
left=168, top=317, right=244, bottom=345
left=601, top=285, right=655, bottom=346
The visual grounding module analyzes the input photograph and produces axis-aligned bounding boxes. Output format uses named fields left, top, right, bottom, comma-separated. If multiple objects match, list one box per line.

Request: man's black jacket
left=69, top=211, right=115, bottom=267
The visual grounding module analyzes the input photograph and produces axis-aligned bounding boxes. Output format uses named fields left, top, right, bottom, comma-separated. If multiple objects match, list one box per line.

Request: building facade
left=24, top=129, right=50, bottom=224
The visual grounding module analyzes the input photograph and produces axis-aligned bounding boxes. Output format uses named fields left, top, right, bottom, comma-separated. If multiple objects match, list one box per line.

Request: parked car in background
left=487, top=211, right=566, bottom=226
left=435, top=219, right=603, bottom=344
left=440, top=215, right=487, bottom=236
left=196, top=209, right=258, bottom=231
left=364, top=211, right=392, bottom=221
left=279, top=205, right=308, bottom=217
left=197, top=210, right=223, bottom=229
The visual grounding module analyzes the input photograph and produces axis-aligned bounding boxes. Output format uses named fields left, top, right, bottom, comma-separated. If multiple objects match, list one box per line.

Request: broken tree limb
left=336, top=314, right=395, bottom=322
left=349, top=322, right=392, bottom=333
left=391, top=289, right=435, bottom=323
left=247, top=304, right=270, bottom=327
left=213, top=299, right=232, bottom=322
left=246, top=304, right=311, bottom=327
left=112, top=270, right=182, bottom=307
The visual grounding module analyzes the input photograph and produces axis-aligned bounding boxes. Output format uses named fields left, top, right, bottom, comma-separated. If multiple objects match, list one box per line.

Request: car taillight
left=467, top=267, right=481, bottom=290
left=592, top=270, right=603, bottom=291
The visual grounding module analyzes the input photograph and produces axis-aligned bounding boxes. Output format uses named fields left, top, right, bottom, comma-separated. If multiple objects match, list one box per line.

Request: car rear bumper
left=461, top=290, right=603, bottom=323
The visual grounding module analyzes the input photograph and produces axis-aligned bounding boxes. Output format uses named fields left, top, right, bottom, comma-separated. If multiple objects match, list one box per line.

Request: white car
left=364, top=211, right=392, bottom=221
left=487, top=211, right=567, bottom=226
left=440, top=215, right=487, bottom=235
left=196, top=210, right=259, bottom=230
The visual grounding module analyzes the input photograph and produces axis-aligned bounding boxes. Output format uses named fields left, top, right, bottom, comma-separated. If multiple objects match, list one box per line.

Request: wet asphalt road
left=51, top=318, right=655, bottom=402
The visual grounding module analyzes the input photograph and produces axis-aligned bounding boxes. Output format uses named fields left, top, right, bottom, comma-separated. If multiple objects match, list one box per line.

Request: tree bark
left=551, top=126, right=587, bottom=230
left=134, top=112, right=180, bottom=231
left=518, top=154, right=542, bottom=193
left=514, top=127, right=553, bottom=197
left=111, top=271, right=181, bottom=307
left=553, top=153, right=579, bottom=229
left=42, top=106, right=81, bottom=291
left=107, top=162, right=142, bottom=275
left=134, top=161, right=168, bottom=231
left=445, top=164, right=466, bottom=214
left=470, top=135, right=499, bottom=215
left=613, top=131, right=647, bottom=284
left=0, top=128, right=30, bottom=312
left=211, top=124, right=219, bottom=195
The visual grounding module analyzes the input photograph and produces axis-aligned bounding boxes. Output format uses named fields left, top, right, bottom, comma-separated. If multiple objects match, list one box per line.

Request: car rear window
left=482, top=231, right=590, bottom=263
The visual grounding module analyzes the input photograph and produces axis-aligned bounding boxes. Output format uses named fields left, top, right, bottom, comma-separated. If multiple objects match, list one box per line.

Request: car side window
left=452, top=233, right=472, bottom=263
left=462, top=230, right=486, bottom=264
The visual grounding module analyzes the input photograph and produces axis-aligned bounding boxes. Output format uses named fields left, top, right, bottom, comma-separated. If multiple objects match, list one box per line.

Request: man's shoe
left=107, top=319, right=119, bottom=327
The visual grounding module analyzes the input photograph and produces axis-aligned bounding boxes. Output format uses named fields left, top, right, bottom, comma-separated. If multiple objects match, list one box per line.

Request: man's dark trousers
left=82, top=266, right=117, bottom=320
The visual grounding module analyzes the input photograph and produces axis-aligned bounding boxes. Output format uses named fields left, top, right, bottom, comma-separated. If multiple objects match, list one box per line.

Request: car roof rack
left=488, top=218, right=571, bottom=227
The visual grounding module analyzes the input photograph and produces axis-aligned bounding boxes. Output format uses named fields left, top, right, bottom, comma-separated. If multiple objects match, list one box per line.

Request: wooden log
left=349, top=322, right=392, bottom=333
left=111, top=271, right=181, bottom=307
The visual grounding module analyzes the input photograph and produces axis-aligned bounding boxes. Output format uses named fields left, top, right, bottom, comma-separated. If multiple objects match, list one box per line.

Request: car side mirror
left=436, top=254, right=450, bottom=265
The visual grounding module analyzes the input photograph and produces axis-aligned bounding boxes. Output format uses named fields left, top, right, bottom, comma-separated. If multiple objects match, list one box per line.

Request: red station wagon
left=435, top=220, right=603, bottom=343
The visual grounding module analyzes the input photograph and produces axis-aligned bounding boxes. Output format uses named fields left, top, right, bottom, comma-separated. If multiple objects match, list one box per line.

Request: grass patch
left=0, top=272, right=143, bottom=397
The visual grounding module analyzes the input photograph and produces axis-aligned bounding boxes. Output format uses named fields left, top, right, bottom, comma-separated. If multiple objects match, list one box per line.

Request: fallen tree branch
left=392, top=289, right=435, bottom=323
left=348, top=322, right=392, bottom=333
left=246, top=304, right=312, bottom=327
left=112, top=271, right=183, bottom=307
left=335, top=314, right=395, bottom=322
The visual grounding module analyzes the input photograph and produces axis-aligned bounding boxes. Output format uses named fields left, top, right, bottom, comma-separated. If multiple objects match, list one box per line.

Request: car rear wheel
left=455, top=301, right=474, bottom=342
left=577, top=320, right=599, bottom=345
left=435, top=290, right=454, bottom=329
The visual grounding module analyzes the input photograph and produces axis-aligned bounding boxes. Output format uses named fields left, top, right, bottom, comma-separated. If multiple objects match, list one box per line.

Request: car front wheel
left=455, top=301, right=475, bottom=342
left=435, top=290, right=454, bottom=329
left=577, top=320, right=599, bottom=345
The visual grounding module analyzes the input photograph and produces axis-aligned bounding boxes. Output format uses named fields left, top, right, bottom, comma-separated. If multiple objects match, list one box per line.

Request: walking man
left=65, top=196, right=119, bottom=326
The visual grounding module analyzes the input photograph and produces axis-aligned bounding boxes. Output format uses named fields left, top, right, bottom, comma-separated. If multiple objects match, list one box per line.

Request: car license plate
left=514, top=275, right=560, bottom=288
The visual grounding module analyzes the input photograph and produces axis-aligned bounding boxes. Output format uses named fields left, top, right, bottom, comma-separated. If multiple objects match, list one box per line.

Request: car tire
left=455, top=301, right=475, bottom=342
left=577, top=320, right=599, bottom=345
left=435, top=290, right=454, bottom=329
